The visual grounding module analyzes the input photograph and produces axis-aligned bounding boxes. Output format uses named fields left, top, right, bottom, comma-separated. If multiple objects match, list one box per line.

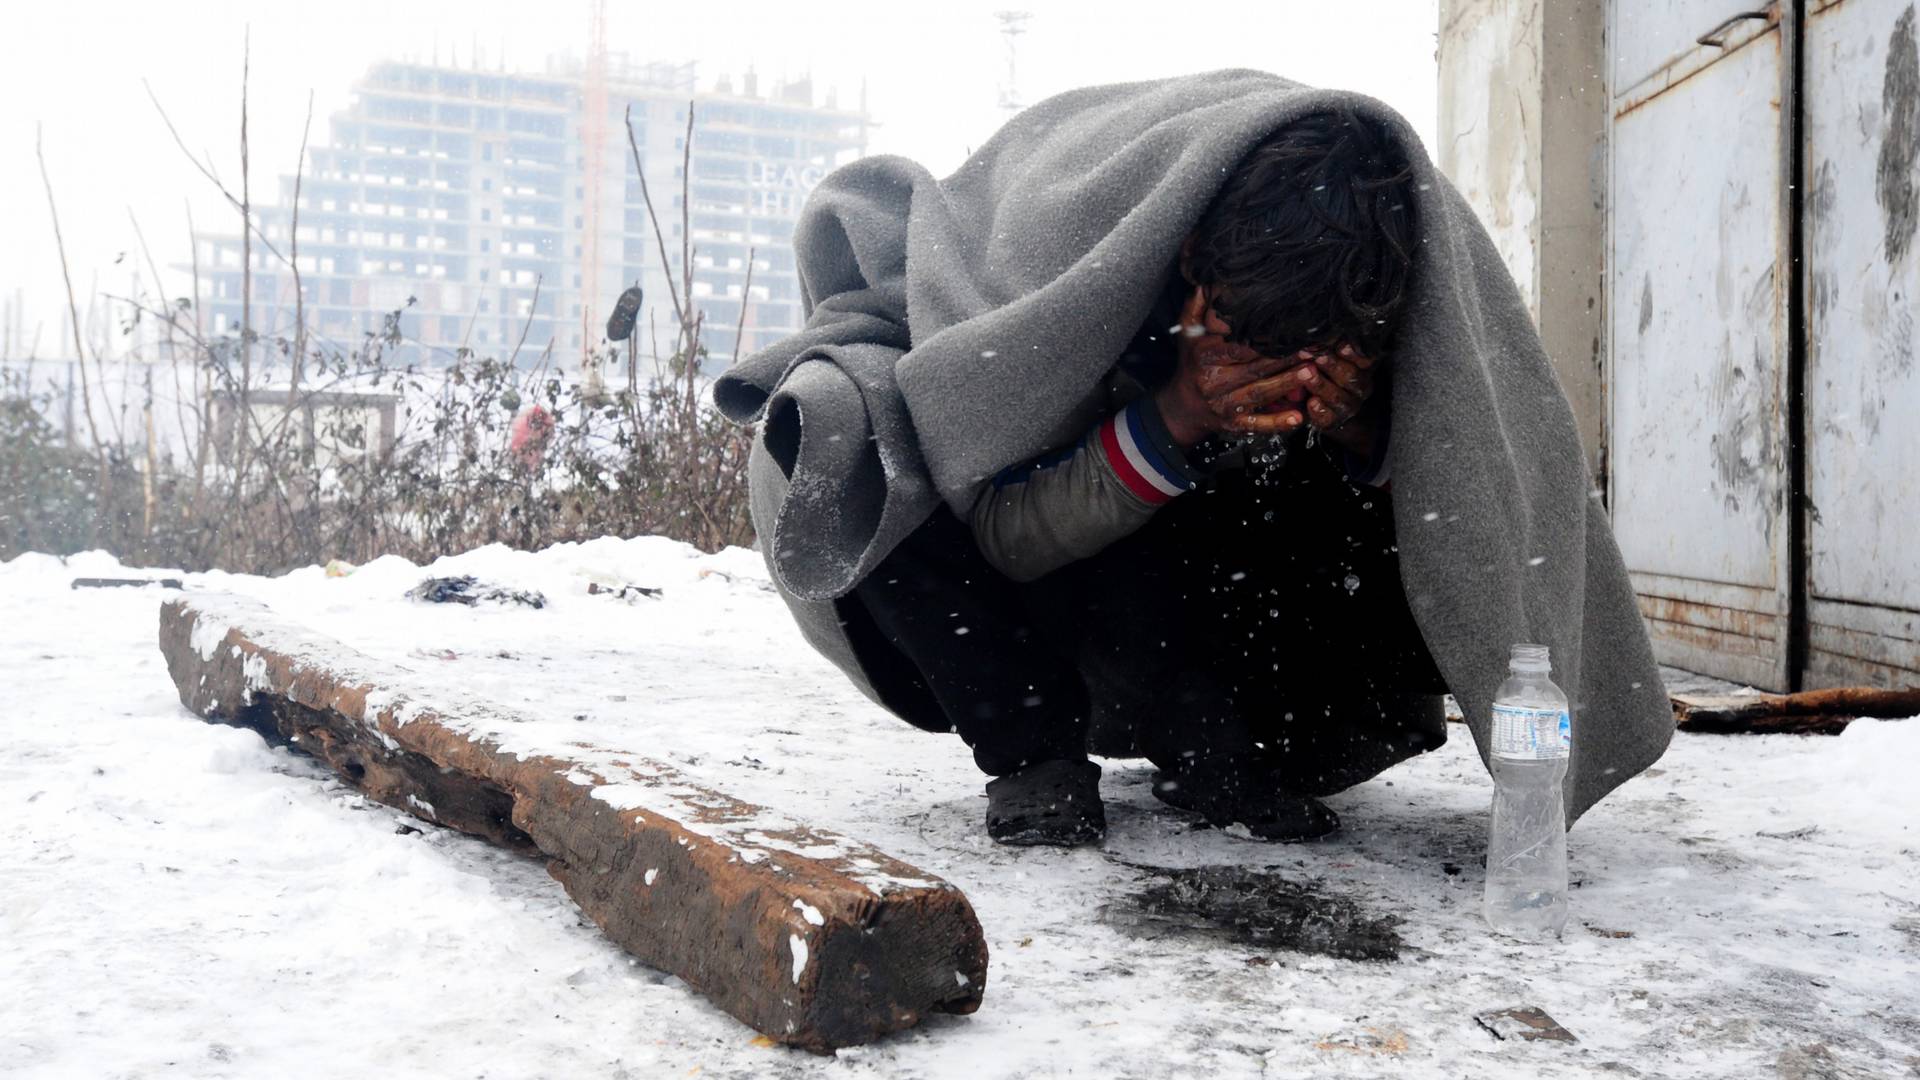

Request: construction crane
left=579, top=0, right=609, bottom=392
left=995, top=10, right=1030, bottom=116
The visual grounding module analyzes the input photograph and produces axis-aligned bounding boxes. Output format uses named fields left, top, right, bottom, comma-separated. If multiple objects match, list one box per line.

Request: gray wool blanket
left=714, top=69, right=1672, bottom=823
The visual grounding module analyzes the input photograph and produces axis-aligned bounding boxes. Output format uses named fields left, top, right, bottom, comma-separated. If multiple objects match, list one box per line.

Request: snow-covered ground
left=4, top=540, right=1916, bottom=1079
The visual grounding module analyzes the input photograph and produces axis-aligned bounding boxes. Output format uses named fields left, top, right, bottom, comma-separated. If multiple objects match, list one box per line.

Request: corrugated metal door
left=1609, top=2, right=1797, bottom=688
left=1802, top=0, right=1920, bottom=686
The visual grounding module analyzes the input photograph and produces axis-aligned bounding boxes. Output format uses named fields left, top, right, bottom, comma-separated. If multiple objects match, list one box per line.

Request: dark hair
left=1184, top=108, right=1416, bottom=359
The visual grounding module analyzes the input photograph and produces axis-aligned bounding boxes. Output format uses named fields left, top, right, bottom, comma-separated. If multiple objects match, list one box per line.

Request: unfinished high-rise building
left=194, top=58, right=868, bottom=370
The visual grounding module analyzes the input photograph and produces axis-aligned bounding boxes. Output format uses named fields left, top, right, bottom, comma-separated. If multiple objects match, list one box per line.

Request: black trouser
left=853, top=445, right=1449, bottom=794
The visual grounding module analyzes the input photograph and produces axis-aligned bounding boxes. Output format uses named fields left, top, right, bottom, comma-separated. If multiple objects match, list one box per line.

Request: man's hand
left=1153, top=286, right=1381, bottom=460
left=1297, top=344, right=1380, bottom=461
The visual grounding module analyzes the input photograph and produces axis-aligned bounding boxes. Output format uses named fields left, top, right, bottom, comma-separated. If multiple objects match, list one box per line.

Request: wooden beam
left=1671, top=687, right=1920, bottom=735
left=157, top=593, right=987, bottom=1052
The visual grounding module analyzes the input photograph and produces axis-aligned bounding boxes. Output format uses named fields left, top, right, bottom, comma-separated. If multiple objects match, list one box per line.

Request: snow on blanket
left=2, top=541, right=1916, bottom=1080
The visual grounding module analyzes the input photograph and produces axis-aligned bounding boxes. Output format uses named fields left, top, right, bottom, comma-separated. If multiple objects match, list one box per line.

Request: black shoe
left=986, top=759, right=1106, bottom=847
left=1150, top=756, right=1340, bottom=842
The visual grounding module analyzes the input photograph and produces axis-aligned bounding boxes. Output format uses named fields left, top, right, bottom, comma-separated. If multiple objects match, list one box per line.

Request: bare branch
left=732, top=246, right=756, bottom=365
left=680, top=102, right=695, bottom=359
left=623, top=104, right=686, bottom=329
left=290, top=89, right=313, bottom=398
left=34, top=123, right=107, bottom=458
left=507, top=274, right=542, bottom=370
left=127, top=208, right=198, bottom=459
left=141, top=76, right=292, bottom=270
left=235, top=27, right=255, bottom=486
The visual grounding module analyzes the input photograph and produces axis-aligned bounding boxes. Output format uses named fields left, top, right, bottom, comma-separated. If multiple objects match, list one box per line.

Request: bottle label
left=1491, top=704, right=1571, bottom=760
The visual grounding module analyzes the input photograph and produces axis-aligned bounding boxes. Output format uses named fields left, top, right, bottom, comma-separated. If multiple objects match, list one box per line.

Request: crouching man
left=715, top=72, right=1673, bottom=853
left=853, top=111, right=1448, bottom=846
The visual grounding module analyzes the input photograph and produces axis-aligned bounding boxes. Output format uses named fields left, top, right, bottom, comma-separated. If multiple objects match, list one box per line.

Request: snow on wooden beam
left=1671, top=687, right=1920, bottom=735
left=157, top=593, right=987, bottom=1052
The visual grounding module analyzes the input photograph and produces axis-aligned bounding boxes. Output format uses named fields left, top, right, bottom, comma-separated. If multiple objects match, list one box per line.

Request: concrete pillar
left=1437, top=0, right=1609, bottom=486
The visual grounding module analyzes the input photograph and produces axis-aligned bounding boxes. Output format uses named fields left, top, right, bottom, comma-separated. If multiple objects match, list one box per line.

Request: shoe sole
left=1150, top=770, right=1339, bottom=841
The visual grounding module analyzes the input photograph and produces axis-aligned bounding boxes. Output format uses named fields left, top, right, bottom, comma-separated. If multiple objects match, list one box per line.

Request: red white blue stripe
left=1098, top=402, right=1190, bottom=505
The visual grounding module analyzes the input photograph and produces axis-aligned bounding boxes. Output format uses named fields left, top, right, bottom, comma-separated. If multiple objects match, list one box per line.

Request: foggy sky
left=0, top=0, right=1438, bottom=359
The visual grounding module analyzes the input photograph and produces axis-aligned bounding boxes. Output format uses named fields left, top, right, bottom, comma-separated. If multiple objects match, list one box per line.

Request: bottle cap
left=1509, top=643, right=1550, bottom=671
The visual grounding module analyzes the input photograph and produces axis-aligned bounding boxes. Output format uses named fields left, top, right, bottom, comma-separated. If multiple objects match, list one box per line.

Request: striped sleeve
left=1096, top=400, right=1195, bottom=505
left=968, top=398, right=1204, bottom=582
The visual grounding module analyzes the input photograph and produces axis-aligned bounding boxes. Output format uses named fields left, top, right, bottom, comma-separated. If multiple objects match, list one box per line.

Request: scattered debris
left=70, top=577, right=183, bottom=590
left=1585, top=925, right=1635, bottom=939
left=587, top=581, right=662, bottom=601
left=698, top=567, right=774, bottom=592
left=1893, top=916, right=1920, bottom=948
left=1672, top=688, right=1920, bottom=735
left=1757, top=825, right=1822, bottom=841
left=1315, top=1027, right=1409, bottom=1055
left=1476, top=1005, right=1577, bottom=1043
left=406, top=576, right=547, bottom=609
left=1102, top=863, right=1402, bottom=961
left=324, top=560, right=356, bottom=578
left=1776, top=1042, right=1884, bottom=1080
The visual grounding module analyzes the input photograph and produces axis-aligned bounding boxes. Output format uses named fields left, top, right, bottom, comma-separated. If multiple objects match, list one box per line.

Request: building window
left=482, top=178, right=492, bottom=192
left=481, top=239, right=491, bottom=252
left=482, top=144, right=492, bottom=161
left=574, top=215, right=583, bottom=228
left=481, top=209, right=491, bottom=222
left=572, top=274, right=581, bottom=287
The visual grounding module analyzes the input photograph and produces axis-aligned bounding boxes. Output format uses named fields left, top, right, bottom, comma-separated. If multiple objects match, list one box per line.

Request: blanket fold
left=716, top=69, right=1672, bottom=822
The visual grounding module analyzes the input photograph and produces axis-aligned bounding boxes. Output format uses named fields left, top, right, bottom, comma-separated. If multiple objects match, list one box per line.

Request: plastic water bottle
left=1483, top=643, right=1571, bottom=940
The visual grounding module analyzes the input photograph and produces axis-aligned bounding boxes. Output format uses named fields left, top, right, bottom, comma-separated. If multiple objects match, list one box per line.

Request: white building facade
left=197, top=59, right=868, bottom=370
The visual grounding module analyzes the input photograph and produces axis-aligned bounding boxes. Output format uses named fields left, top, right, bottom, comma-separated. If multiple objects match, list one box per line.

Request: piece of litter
left=406, top=576, right=547, bottom=609
left=588, top=582, right=663, bottom=601
left=71, top=577, right=184, bottom=590
left=1475, top=1005, right=1577, bottom=1043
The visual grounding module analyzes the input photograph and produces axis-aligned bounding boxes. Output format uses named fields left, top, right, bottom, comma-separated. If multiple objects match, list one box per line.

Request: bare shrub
left=10, top=81, right=757, bottom=574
